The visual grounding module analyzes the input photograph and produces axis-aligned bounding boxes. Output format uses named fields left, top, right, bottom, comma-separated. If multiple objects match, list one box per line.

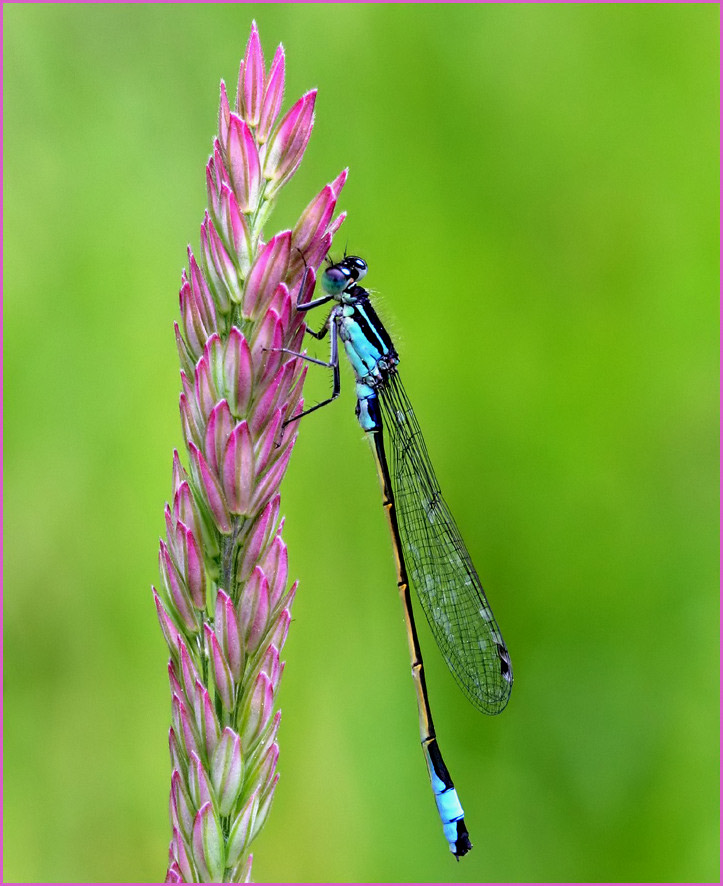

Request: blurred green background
left=4, top=4, right=718, bottom=883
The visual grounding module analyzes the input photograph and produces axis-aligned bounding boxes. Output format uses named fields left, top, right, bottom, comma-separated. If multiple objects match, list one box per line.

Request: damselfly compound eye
left=345, top=255, right=368, bottom=281
left=322, top=264, right=354, bottom=296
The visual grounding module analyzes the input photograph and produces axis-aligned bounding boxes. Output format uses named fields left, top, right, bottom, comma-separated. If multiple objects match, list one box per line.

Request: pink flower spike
left=204, top=624, right=235, bottom=712
left=206, top=159, right=223, bottom=220
left=208, top=214, right=243, bottom=305
left=172, top=826, right=196, bottom=882
left=179, top=641, right=202, bottom=705
left=200, top=216, right=231, bottom=316
left=169, top=727, right=184, bottom=777
left=240, top=672, right=274, bottom=749
left=179, top=523, right=205, bottom=610
left=287, top=321, right=306, bottom=355
left=212, top=142, right=230, bottom=193
left=224, top=327, right=254, bottom=418
left=231, top=853, right=254, bottom=884
left=277, top=296, right=293, bottom=340
left=169, top=786, right=181, bottom=839
left=168, top=661, right=184, bottom=703
left=263, top=90, right=316, bottom=194
left=226, top=791, right=259, bottom=869
left=242, top=231, right=291, bottom=321
left=266, top=354, right=301, bottom=416
left=204, top=399, right=233, bottom=475
left=174, top=322, right=195, bottom=380
left=179, top=278, right=207, bottom=357
left=222, top=420, right=255, bottom=516
left=226, top=115, right=261, bottom=215
left=242, top=21, right=265, bottom=127
left=283, top=387, right=306, bottom=428
left=179, top=393, right=202, bottom=452
left=261, top=536, right=289, bottom=610
left=238, top=567, right=266, bottom=637
left=249, top=311, right=283, bottom=387
left=260, top=644, right=282, bottom=692
left=221, top=185, right=252, bottom=277
left=188, top=750, right=214, bottom=810
left=249, top=774, right=279, bottom=846
left=245, top=364, right=284, bottom=436
left=261, top=534, right=289, bottom=606
left=266, top=282, right=292, bottom=328
left=253, top=409, right=283, bottom=475
left=259, top=710, right=282, bottom=759
left=203, top=333, right=225, bottom=393
left=218, top=80, right=231, bottom=149
left=192, top=802, right=225, bottom=883
left=172, top=694, right=199, bottom=760
left=330, top=167, right=348, bottom=198
left=172, top=449, right=188, bottom=493
left=237, top=494, right=280, bottom=582
left=171, top=770, right=195, bottom=839
left=182, top=368, right=203, bottom=426
left=159, top=23, right=346, bottom=873
left=194, top=680, right=221, bottom=761
left=243, top=710, right=281, bottom=797
left=211, top=728, right=244, bottom=816
left=159, top=543, right=196, bottom=633
left=234, top=58, right=244, bottom=115
left=258, top=45, right=285, bottom=144
left=188, top=250, right=217, bottom=333
left=215, top=589, right=244, bottom=681
left=249, top=440, right=295, bottom=514
left=188, top=441, right=232, bottom=534
left=303, top=230, right=334, bottom=274
left=259, top=742, right=280, bottom=792
left=238, top=566, right=270, bottom=654
left=266, top=606, right=291, bottom=655
left=154, top=588, right=182, bottom=656
left=283, top=579, right=298, bottom=613
left=292, top=184, right=336, bottom=255
left=173, top=481, right=200, bottom=541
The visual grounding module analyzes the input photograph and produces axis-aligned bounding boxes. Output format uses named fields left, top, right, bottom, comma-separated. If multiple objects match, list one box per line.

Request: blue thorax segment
left=335, top=289, right=398, bottom=433
left=337, top=292, right=398, bottom=385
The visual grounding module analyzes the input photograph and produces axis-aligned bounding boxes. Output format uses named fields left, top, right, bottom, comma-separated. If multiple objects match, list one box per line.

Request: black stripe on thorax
left=348, top=287, right=395, bottom=355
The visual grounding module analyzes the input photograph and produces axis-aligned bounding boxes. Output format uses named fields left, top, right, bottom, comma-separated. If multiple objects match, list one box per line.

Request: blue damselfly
left=283, top=256, right=513, bottom=858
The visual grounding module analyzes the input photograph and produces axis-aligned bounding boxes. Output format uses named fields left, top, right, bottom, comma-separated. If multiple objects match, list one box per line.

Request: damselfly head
left=321, top=255, right=368, bottom=298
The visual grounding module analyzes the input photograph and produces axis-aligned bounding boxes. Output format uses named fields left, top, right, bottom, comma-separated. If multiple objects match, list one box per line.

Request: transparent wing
left=378, top=371, right=513, bottom=714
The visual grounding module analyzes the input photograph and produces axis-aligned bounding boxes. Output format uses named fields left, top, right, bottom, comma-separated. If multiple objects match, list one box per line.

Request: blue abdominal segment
left=425, top=741, right=471, bottom=858
left=355, top=381, right=382, bottom=432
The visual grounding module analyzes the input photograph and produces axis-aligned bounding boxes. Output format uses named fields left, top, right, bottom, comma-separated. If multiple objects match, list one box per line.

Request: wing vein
left=378, top=371, right=513, bottom=714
